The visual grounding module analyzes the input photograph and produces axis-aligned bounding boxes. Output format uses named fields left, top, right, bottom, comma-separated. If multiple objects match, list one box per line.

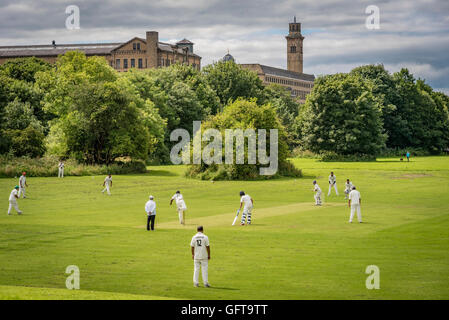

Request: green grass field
left=1, top=157, right=448, bottom=300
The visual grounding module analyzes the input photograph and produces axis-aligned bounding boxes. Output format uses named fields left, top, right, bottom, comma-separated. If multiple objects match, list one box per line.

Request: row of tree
left=296, top=65, right=449, bottom=155
left=1, top=53, right=448, bottom=166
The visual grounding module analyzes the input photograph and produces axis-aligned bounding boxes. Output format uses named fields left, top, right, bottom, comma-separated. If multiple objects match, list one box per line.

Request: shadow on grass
left=146, top=170, right=179, bottom=177
left=207, top=286, right=239, bottom=291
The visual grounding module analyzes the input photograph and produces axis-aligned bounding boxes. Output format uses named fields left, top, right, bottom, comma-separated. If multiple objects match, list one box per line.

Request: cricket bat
left=232, top=209, right=240, bottom=226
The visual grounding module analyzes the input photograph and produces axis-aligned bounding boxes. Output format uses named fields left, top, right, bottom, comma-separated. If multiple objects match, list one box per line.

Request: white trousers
left=102, top=184, right=111, bottom=195
left=8, top=200, right=22, bottom=214
left=18, top=187, right=26, bottom=198
left=349, top=203, right=362, bottom=222
left=58, top=168, right=64, bottom=178
left=328, top=183, right=339, bottom=196
left=314, top=192, right=322, bottom=205
left=178, top=208, right=185, bottom=224
left=193, top=259, right=209, bottom=285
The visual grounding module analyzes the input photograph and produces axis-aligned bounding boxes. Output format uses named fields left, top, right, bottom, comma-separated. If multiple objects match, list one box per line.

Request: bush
left=0, top=155, right=147, bottom=178
left=378, top=148, right=433, bottom=157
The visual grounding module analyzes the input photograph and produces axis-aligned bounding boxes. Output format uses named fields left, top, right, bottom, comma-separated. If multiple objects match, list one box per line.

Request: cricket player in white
left=102, top=174, right=112, bottom=195
left=190, top=226, right=210, bottom=287
left=145, top=195, right=156, bottom=231
left=344, top=179, right=353, bottom=200
left=348, top=186, right=362, bottom=223
left=18, top=172, right=27, bottom=198
left=328, top=172, right=339, bottom=196
left=239, top=191, right=254, bottom=225
left=58, top=161, right=64, bottom=178
left=170, top=191, right=187, bottom=225
left=312, top=180, right=322, bottom=205
left=8, top=186, right=22, bottom=215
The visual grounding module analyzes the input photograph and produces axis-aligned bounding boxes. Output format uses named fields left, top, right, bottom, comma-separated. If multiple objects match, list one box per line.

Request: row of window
left=265, top=76, right=313, bottom=88
left=290, top=46, right=303, bottom=54
left=114, top=58, right=145, bottom=69
left=159, top=57, right=199, bottom=69
left=292, top=89, right=308, bottom=99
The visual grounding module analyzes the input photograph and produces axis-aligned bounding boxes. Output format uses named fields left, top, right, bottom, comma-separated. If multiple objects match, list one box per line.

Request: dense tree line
left=297, top=64, right=449, bottom=156
left=1, top=55, right=448, bottom=167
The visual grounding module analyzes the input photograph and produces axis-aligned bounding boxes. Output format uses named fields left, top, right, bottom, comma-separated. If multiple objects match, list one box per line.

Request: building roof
left=176, top=39, right=193, bottom=45
left=259, top=64, right=314, bottom=81
left=0, top=38, right=201, bottom=59
left=0, top=43, right=122, bottom=58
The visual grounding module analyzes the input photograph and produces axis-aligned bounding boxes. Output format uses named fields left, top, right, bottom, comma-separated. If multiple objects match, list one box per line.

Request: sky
left=1, top=0, right=448, bottom=93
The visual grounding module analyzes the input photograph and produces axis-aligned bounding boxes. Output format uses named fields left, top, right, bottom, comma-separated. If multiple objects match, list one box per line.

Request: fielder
left=312, top=180, right=322, bottom=205
left=145, top=195, right=156, bottom=231
left=239, top=191, right=254, bottom=225
left=102, top=174, right=112, bottom=195
left=58, top=161, right=64, bottom=178
left=18, top=172, right=28, bottom=198
left=8, top=186, right=22, bottom=215
left=348, top=186, right=362, bottom=223
left=170, top=190, right=187, bottom=225
left=190, top=225, right=210, bottom=288
left=328, top=172, right=339, bottom=196
left=344, top=179, right=353, bottom=200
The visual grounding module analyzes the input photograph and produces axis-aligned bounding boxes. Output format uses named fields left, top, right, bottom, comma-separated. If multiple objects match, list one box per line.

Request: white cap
left=149, top=195, right=154, bottom=199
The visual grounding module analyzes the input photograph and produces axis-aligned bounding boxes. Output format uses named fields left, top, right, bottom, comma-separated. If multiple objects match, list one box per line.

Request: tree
left=299, top=73, right=386, bottom=156
left=263, top=83, right=301, bottom=149
left=186, top=99, right=299, bottom=180
left=38, top=52, right=165, bottom=164
left=202, top=60, right=266, bottom=109
left=0, top=99, right=46, bottom=157
left=123, top=65, right=216, bottom=162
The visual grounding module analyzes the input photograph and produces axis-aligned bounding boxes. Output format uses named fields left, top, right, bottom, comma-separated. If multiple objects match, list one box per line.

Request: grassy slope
left=0, top=157, right=448, bottom=300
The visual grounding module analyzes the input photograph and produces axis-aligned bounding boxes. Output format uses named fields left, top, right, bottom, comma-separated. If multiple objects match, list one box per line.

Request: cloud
left=0, top=0, right=448, bottom=92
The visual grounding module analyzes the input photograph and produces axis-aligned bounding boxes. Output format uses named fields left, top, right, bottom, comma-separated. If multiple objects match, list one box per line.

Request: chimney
left=146, top=31, right=158, bottom=68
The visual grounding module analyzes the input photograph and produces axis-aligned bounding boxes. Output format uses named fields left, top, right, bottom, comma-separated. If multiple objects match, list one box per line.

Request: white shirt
left=329, top=175, right=336, bottom=185
left=240, top=195, right=253, bottom=209
left=9, top=189, right=18, bottom=201
left=349, top=190, right=361, bottom=205
left=19, top=175, right=26, bottom=187
left=171, top=193, right=187, bottom=209
left=145, top=200, right=156, bottom=216
left=104, top=176, right=112, bottom=186
left=314, top=184, right=321, bottom=193
left=190, top=232, right=210, bottom=260
left=59, top=162, right=64, bottom=169
left=345, top=182, right=353, bottom=191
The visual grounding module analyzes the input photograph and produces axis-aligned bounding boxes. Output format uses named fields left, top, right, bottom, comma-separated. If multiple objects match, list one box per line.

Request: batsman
left=239, top=191, right=254, bottom=226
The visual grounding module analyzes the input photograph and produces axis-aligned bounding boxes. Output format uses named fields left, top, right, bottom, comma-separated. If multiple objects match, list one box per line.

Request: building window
left=145, top=58, right=148, bottom=68
left=137, top=43, right=141, bottom=51
left=290, top=46, right=296, bottom=53
left=131, top=59, right=135, bottom=68
left=166, top=59, right=170, bottom=66
left=133, top=43, right=136, bottom=50
left=138, top=58, right=143, bottom=69
left=124, top=59, right=128, bottom=69
left=116, top=59, right=120, bottom=69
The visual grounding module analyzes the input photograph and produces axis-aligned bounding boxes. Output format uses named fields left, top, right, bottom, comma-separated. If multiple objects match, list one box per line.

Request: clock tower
left=286, top=16, right=304, bottom=74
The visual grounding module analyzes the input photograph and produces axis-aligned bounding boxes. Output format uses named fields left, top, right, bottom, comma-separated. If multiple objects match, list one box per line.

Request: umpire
left=145, top=195, right=157, bottom=231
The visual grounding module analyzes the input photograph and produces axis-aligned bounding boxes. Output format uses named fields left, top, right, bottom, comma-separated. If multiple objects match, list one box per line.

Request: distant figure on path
left=145, top=195, right=157, bottom=231
left=58, top=161, right=65, bottom=178
left=406, top=151, right=410, bottom=162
